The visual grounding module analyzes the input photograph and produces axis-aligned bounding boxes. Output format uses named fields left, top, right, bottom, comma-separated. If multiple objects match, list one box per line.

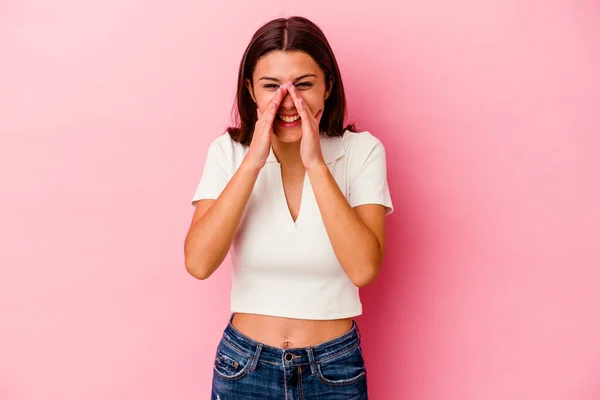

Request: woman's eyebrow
left=258, top=74, right=317, bottom=83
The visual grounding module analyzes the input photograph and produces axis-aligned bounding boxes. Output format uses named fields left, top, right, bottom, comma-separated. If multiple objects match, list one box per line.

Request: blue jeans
left=211, top=314, right=368, bottom=399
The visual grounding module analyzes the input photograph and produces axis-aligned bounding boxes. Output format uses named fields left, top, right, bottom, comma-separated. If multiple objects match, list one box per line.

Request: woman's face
left=246, top=50, right=331, bottom=143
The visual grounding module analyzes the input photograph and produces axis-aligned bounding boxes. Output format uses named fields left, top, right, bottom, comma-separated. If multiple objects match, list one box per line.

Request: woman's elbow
left=185, top=258, right=214, bottom=280
left=351, top=265, right=380, bottom=288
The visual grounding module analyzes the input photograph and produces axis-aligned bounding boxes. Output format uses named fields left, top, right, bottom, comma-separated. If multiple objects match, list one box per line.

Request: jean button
left=285, top=353, right=293, bottom=362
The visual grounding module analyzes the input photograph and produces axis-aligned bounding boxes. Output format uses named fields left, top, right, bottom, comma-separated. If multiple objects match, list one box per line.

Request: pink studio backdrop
left=1, top=1, right=599, bottom=399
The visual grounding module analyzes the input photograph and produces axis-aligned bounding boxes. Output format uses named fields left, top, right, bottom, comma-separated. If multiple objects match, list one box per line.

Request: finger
left=257, top=107, right=262, bottom=119
left=315, top=109, right=324, bottom=124
left=272, top=84, right=288, bottom=110
left=287, top=83, right=312, bottom=121
left=258, top=86, right=286, bottom=123
left=263, top=85, right=288, bottom=124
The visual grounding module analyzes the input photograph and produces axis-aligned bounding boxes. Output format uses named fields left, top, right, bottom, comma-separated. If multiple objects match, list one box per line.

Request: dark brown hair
left=227, top=16, right=356, bottom=145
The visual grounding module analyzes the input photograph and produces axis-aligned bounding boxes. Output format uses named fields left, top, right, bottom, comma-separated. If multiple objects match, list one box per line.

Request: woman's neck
left=271, top=137, right=304, bottom=170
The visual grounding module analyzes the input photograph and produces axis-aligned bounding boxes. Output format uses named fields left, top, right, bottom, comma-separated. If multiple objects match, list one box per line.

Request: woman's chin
left=273, top=127, right=302, bottom=143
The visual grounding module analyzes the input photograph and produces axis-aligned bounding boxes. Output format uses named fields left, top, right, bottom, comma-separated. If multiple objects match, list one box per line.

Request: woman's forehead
left=253, top=50, right=323, bottom=80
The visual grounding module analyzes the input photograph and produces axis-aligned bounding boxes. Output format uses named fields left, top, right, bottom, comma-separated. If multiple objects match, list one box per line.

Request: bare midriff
left=231, top=313, right=354, bottom=349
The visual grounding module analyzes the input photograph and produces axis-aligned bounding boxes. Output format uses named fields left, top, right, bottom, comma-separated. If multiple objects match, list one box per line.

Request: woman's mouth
left=277, top=113, right=300, bottom=122
left=276, top=113, right=302, bottom=128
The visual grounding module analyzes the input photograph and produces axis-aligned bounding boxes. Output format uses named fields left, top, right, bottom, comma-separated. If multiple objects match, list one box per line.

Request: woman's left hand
left=287, top=82, right=325, bottom=171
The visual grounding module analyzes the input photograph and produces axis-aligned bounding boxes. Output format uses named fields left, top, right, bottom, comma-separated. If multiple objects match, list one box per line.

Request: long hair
left=227, top=16, right=356, bottom=145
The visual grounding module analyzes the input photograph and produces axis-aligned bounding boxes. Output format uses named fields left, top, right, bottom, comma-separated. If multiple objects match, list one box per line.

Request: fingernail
left=280, top=84, right=286, bottom=89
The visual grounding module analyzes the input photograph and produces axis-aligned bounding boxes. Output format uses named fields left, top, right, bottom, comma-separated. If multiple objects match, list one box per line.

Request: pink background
left=1, top=1, right=599, bottom=399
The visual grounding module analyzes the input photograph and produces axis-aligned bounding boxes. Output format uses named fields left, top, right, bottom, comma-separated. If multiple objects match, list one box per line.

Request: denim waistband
left=220, top=314, right=362, bottom=367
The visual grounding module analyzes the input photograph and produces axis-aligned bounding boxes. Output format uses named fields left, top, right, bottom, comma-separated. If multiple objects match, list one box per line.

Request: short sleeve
left=348, top=135, right=394, bottom=215
left=190, top=134, right=233, bottom=207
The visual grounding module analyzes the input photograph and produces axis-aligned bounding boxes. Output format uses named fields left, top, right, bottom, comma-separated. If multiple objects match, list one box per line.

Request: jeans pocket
left=317, top=344, right=366, bottom=386
left=213, top=340, right=251, bottom=381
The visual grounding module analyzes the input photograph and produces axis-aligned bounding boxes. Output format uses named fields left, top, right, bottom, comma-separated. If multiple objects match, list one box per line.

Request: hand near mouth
left=243, top=84, right=288, bottom=171
left=286, top=82, right=325, bottom=171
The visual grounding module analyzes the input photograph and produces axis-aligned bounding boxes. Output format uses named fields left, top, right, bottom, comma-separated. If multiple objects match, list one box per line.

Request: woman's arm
left=285, top=83, right=389, bottom=288
left=308, top=163, right=387, bottom=288
left=184, top=162, right=261, bottom=280
left=184, top=85, right=289, bottom=280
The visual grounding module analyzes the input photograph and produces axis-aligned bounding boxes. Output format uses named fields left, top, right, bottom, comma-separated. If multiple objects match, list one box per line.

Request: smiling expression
left=245, top=50, right=331, bottom=143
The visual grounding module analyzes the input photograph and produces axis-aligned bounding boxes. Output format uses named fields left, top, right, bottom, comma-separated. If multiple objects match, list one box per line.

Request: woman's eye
left=262, top=82, right=313, bottom=89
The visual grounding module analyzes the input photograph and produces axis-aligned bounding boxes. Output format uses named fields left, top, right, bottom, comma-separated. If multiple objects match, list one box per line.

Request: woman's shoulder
left=340, top=130, right=383, bottom=147
left=208, top=131, right=245, bottom=150
left=337, top=130, right=386, bottom=162
left=206, top=131, right=248, bottom=165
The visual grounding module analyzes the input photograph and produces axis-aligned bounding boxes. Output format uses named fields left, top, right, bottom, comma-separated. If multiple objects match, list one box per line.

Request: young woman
left=184, top=16, right=393, bottom=400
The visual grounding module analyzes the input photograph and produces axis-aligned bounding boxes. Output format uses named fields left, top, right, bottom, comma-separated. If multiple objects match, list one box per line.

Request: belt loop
left=354, top=320, right=362, bottom=343
left=306, top=347, right=317, bottom=376
left=250, top=343, right=263, bottom=372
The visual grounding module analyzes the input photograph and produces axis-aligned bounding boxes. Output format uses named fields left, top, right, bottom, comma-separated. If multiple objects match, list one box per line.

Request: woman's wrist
left=306, top=160, right=328, bottom=175
left=239, top=159, right=263, bottom=175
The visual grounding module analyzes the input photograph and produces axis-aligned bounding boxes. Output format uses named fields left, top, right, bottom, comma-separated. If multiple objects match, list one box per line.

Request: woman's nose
left=280, top=91, right=294, bottom=108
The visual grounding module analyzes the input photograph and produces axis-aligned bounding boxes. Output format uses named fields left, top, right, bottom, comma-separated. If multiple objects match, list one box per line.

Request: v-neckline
left=276, top=167, right=307, bottom=228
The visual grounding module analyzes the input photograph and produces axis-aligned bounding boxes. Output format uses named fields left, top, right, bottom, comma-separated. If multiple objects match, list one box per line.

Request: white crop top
left=191, top=130, right=394, bottom=320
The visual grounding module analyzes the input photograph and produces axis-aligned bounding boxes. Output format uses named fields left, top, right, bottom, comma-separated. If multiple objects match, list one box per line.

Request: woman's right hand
left=242, top=84, right=288, bottom=171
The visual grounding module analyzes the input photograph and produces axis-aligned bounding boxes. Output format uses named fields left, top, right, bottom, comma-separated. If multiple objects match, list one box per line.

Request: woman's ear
left=244, top=78, right=256, bottom=103
left=325, top=77, right=334, bottom=100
